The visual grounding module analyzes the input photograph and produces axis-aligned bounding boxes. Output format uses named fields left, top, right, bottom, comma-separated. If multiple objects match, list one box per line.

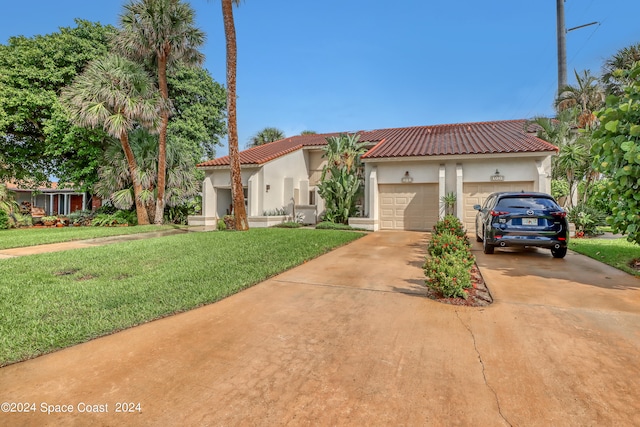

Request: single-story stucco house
left=189, top=119, right=558, bottom=231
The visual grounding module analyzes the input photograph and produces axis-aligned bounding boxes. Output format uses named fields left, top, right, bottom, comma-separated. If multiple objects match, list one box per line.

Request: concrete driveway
left=1, top=231, right=639, bottom=426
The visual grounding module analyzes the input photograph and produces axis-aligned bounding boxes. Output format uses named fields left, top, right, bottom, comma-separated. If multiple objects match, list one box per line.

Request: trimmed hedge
left=424, top=216, right=475, bottom=298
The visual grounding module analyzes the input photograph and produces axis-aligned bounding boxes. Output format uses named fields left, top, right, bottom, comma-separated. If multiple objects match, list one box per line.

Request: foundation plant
left=424, top=215, right=475, bottom=298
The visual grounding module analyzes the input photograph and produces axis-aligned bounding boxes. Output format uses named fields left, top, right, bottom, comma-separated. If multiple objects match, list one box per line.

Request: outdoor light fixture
left=491, top=169, right=504, bottom=182
left=401, top=171, right=413, bottom=183
left=266, top=184, right=270, bottom=192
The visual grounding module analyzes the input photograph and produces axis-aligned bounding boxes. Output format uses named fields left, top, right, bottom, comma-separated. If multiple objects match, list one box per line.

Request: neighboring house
left=190, top=119, right=558, bottom=231
left=5, top=181, right=88, bottom=217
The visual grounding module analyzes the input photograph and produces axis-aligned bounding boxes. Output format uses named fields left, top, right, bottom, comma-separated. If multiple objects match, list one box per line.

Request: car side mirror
left=473, top=204, right=481, bottom=211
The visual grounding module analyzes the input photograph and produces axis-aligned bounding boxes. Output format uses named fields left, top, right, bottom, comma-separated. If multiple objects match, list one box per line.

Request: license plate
left=523, top=218, right=538, bottom=226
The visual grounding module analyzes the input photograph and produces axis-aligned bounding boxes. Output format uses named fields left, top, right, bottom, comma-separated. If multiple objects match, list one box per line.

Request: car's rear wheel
left=483, top=231, right=494, bottom=254
left=551, top=247, right=567, bottom=258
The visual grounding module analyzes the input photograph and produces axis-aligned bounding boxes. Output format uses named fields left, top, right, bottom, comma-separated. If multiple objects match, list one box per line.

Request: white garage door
left=463, top=181, right=534, bottom=231
left=379, top=184, right=439, bottom=231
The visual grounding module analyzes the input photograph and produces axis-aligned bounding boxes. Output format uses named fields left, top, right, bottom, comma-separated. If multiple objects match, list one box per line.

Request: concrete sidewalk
left=0, top=231, right=639, bottom=426
left=0, top=227, right=204, bottom=258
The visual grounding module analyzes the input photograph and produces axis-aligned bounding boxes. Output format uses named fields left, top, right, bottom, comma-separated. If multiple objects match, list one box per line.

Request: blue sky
left=1, top=1, right=639, bottom=157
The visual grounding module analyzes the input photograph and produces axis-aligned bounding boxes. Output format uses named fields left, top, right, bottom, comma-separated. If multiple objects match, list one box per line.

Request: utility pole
left=556, top=0, right=599, bottom=96
left=556, top=0, right=567, bottom=95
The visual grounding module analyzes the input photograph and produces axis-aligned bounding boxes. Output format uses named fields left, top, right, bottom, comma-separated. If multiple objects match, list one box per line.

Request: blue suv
left=474, top=192, right=569, bottom=258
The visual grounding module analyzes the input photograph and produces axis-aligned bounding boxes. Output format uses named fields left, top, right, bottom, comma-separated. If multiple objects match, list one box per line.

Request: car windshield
left=496, top=197, right=558, bottom=210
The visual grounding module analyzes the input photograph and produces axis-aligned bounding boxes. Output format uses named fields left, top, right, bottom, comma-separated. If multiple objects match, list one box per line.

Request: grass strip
left=569, top=237, right=640, bottom=277
left=0, top=228, right=363, bottom=366
left=0, top=225, right=180, bottom=250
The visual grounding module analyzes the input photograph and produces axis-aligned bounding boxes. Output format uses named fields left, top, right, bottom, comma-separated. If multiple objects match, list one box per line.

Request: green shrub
left=11, top=213, right=32, bottom=228
left=432, top=214, right=467, bottom=238
left=217, top=219, right=227, bottom=231
left=424, top=216, right=476, bottom=298
left=428, top=233, right=475, bottom=268
left=315, top=221, right=354, bottom=230
left=568, top=203, right=606, bottom=236
left=68, top=210, right=93, bottom=226
left=273, top=222, right=302, bottom=228
left=424, top=252, right=472, bottom=298
left=551, top=179, right=570, bottom=201
left=0, top=210, right=9, bottom=230
left=91, top=213, right=128, bottom=227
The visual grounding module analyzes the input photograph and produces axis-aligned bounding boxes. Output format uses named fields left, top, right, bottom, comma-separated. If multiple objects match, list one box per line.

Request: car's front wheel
left=551, top=247, right=567, bottom=258
left=483, top=231, right=494, bottom=254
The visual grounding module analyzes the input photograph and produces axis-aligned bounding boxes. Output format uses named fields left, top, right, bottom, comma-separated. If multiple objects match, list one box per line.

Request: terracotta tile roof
left=197, top=132, right=342, bottom=167
left=360, top=120, right=557, bottom=159
left=198, top=120, right=557, bottom=167
left=3, top=180, right=76, bottom=192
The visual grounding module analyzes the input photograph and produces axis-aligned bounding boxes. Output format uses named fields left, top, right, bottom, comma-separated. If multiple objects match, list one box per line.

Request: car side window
left=482, top=195, right=495, bottom=210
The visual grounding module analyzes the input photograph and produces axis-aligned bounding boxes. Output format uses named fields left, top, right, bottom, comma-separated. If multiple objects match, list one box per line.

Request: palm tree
left=247, top=127, right=285, bottom=147
left=555, top=69, right=605, bottom=129
left=601, top=43, right=640, bottom=96
left=60, top=53, right=161, bottom=225
left=222, top=0, right=248, bottom=230
left=114, top=0, right=205, bottom=224
left=94, top=128, right=198, bottom=219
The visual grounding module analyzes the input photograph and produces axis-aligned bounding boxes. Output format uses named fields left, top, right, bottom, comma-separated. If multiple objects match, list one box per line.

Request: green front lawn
left=569, top=237, right=640, bottom=277
left=0, top=225, right=180, bottom=250
left=0, top=228, right=363, bottom=366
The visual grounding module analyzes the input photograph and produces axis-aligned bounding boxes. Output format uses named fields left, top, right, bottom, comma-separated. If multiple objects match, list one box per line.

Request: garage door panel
left=462, top=181, right=534, bottom=232
left=379, top=184, right=438, bottom=231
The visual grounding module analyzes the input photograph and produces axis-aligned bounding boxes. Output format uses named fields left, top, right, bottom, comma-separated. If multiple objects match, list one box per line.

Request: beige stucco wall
left=364, top=153, right=554, bottom=225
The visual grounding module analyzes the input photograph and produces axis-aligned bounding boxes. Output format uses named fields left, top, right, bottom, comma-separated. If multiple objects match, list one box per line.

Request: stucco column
left=536, top=160, right=551, bottom=194
left=248, top=175, right=259, bottom=216
left=366, top=166, right=380, bottom=224
left=456, top=164, right=464, bottom=220
left=438, top=164, right=446, bottom=219
left=299, top=180, right=309, bottom=205
left=283, top=177, right=294, bottom=214
left=202, top=175, right=216, bottom=219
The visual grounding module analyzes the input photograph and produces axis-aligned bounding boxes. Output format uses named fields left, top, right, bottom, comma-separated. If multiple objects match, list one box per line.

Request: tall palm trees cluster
left=61, top=0, right=248, bottom=228
left=529, top=42, right=640, bottom=211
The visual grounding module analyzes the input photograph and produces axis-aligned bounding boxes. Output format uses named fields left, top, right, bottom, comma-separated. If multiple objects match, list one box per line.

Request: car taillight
left=551, top=211, right=567, bottom=218
left=490, top=210, right=509, bottom=217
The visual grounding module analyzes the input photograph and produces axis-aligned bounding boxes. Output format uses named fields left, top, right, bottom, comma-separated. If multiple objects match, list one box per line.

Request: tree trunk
left=222, top=0, right=248, bottom=231
left=154, top=55, right=169, bottom=225
left=120, top=131, right=150, bottom=225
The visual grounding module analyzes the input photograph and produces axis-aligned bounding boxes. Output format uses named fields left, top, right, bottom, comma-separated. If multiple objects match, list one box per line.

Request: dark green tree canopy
left=167, top=65, right=226, bottom=161
left=592, top=63, right=640, bottom=244
left=0, top=19, right=226, bottom=189
left=0, top=19, right=115, bottom=187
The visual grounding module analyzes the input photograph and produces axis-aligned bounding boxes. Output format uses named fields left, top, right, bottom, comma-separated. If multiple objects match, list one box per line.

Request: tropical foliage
left=114, top=0, right=205, bottom=224
left=0, top=20, right=114, bottom=187
left=93, top=129, right=198, bottom=224
left=317, top=133, right=367, bottom=224
left=248, top=127, right=285, bottom=147
left=555, top=69, right=605, bottom=129
left=60, top=53, right=162, bottom=225
left=591, top=63, right=640, bottom=244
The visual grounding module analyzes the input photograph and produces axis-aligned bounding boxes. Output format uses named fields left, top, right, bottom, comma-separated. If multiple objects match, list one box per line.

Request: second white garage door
left=462, top=181, right=534, bottom=231
left=379, top=184, right=439, bottom=231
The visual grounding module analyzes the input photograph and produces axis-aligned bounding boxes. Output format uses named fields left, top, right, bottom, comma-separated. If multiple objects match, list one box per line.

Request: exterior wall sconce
left=401, top=171, right=413, bottom=183
left=491, top=169, right=504, bottom=182
left=266, top=184, right=270, bottom=192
